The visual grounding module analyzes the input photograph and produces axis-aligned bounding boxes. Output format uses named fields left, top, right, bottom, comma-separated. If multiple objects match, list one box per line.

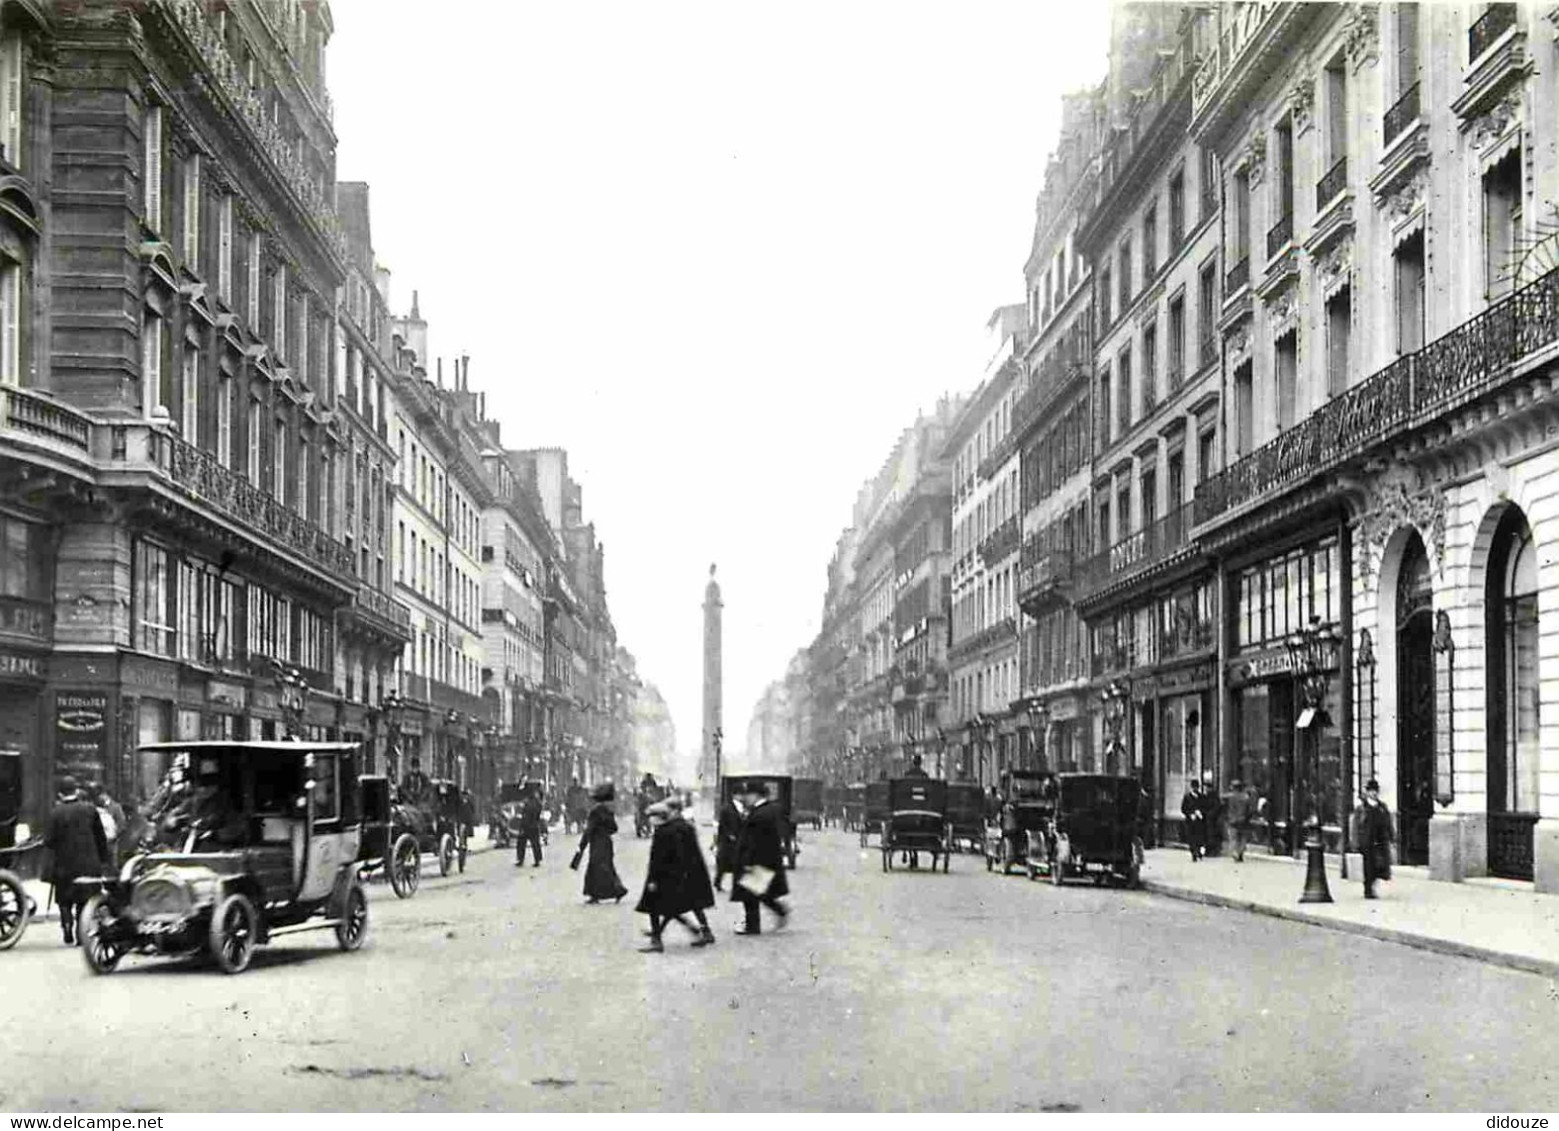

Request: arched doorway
left=1396, top=532, right=1435, bottom=865
left=1486, top=506, right=1540, bottom=880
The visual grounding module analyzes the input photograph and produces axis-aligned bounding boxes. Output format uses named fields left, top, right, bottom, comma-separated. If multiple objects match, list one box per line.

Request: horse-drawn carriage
left=80, top=741, right=371, bottom=975
left=0, top=838, right=41, bottom=951
left=792, top=778, right=824, bottom=831
left=358, top=776, right=469, bottom=898
left=880, top=777, right=951, bottom=873
left=720, top=773, right=798, bottom=868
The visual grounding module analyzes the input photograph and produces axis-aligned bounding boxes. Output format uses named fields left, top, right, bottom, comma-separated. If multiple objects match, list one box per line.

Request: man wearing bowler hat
left=1355, top=779, right=1394, bottom=899
left=731, top=780, right=790, bottom=935
left=43, top=775, right=109, bottom=946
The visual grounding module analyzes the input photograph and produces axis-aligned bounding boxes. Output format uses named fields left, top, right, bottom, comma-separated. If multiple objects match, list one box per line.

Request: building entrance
left=1396, top=532, right=1435, bottom=866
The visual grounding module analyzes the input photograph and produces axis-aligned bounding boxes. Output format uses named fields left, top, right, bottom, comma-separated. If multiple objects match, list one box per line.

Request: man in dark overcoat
left=1355, top=778, right=1394, bottom=899
left=1180, top=779, right=1207, bottom=861
left=731, top=781, right=790, bottom=936
left=514, top=787, right=544, bottom=867
left=44, top=776, right=109, bottom=946
left=713, top=791, right=744, bottom=892
left=635, top=798, right=716, bottom=952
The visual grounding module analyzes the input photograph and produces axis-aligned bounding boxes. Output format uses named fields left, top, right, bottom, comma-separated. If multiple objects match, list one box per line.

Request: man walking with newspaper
left=731, top=780, right=790, bottom=936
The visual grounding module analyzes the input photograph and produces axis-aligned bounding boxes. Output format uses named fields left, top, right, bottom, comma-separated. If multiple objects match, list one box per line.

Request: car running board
left=266, top=918, right=344, bottom=938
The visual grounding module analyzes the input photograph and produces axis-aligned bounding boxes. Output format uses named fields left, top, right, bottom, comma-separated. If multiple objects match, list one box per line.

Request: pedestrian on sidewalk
left=1225, top=779, right=1257, bottom=863
left=43, top=776, right=109, bottom=946
left=572, top=782, right=627, bottom=904
left=1354, top=779, right=1394, bottom=899
left=712, top=791, right=745, bottom=893
left=90, top=782, right=131, bottom=867
left=732, top=781, right=790, bottom=936
left=513, top=786, right=544, bottom=868
left=636, top=798, right=716, bottom=952
left=1181, top=779, right=1207, bottom=861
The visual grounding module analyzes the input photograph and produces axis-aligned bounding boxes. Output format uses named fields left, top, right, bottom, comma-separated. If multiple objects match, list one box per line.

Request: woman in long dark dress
left=576, top=783, right=628, bottom=904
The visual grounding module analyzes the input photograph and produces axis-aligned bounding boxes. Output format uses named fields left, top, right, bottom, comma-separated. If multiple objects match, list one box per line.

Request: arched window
left=1486, top=506, right=1541, bottom=878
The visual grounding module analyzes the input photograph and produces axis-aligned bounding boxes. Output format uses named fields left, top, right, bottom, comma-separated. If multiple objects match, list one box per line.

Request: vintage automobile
left=357, top=775, right=419, bottom=898
left=0, top=839, right=41, bottom=951
left=393, top=778, right=469, bottom=877
left=792, top=778, right=824, bottom=831
left=881, top=777, right=950, bottom=873
left=78, top=741, right=371, bottom=975
left=1030, top=773, right=1144, bottom=888
left=946, top=782, right=986, bottom=853
left=720, top=774, right=798, bottom=868
left=985, top=769, right=1056, bottom=875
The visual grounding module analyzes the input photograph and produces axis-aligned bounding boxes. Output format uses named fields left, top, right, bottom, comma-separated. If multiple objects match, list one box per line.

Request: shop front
left=0, top=648, right=46, bottom=844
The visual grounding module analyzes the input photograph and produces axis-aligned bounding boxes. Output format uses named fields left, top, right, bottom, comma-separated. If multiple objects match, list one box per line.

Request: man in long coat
left=731, top=781, right=790, bottom=935
left=1181, top=779, right=1207, bottom=861
left=635, top=798, right=716, bottom=951
left=513, top=787, right=544, bottom=867
left=1355, top=778, right=1394, bottom=899
left=713, top=791, right=745, bottom=892
left=44, top=776, right=109, bottom=946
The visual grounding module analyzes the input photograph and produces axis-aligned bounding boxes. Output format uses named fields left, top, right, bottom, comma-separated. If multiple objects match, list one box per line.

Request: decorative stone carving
left=1289, top=72, right=1315, bottom=134
left=1244, top=133, right=1267, bottom=185
left=1383, top=171, right=1427, bottom=227
left=1226, top=323, right=1251, bottom=362
left=1268, top=285, right=1298, bottom=332
left=1471, top=91, right=1522, bottom=150
left=1314, top=240, right=1353, bottom=293
left=1357, top=462, right=1447, bottom=582
left=1345, top=3, right=1380, bottom=69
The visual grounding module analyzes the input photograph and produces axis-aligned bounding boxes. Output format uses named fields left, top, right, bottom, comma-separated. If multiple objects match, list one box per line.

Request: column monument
left=702, top=564, right=723, bottom=787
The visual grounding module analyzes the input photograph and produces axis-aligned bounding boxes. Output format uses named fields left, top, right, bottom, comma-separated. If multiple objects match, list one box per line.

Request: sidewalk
left=1141, top=846, right=1559, bottom=977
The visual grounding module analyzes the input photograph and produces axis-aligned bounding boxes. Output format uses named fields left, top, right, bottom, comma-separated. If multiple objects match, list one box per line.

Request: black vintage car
left=720, top=774, right=798, bottom=868
left=1031, top=773, right=1144, bottom=888
left=985, top=769, right=1056, bottom=875
left=79, top=741, right=371, bottom=975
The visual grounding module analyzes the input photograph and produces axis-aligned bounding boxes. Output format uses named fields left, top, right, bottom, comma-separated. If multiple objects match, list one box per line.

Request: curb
left=1140, top=878, right=1559, bottom=980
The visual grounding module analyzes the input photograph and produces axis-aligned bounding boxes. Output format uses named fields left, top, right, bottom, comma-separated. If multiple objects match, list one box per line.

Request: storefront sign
left=251, top=689, right=280, bottom=714
left=207, top=681, right=247, bottom=711
left=0, top=650, right=44, bottom=680
left=1231, top=641, right=1340, bottom=687
left=1049, top=697, right=1079, bottom=722
left=123, top=658, right=179, bottom=691
left=55, top=691, right=108, bottom=783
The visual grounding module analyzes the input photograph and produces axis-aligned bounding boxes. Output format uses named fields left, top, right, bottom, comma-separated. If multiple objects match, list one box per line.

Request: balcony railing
left=1383, top=82, right=1421, bottom=147
left=122, top=427, right=356, bottom=581
left=1266, top=213, right=1293, bottom=260
left=1226, top=256, right=1250, bottom=295
left=978, top=517, right=1021, bottom=567
left=1316, top=157, right=1347, bottom=211
left=1075, top=502, right=1195, bottom=603
left=1017, top=549, right=1076, bottom=610
left=1159, top=615, right=1216, bottom=660
left=1, top=386, right=92, bottom=453
left=1195, top=264, right=1559, bottom=526
left=352, top=581, right=413, bottom=640
left=1469, top=3, right=1517, bottom=62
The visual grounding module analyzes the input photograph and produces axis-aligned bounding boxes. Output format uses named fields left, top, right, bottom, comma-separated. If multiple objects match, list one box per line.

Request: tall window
left=182, top=153, right=200, bottom=266
left=247, top=398, right=261, bottom=483
left=181, top=345, right=199, bottom=442
left=1168, top=170, right=1185, bottom=249
left=247, top=232, right=262, bottom=326
left=0, top=33, right=22, bottom=167
left=1324, top=58, right=1348, bottom=172
left=1118, top=241, right=1132, bottom=312
left=134, top=540, right=174, bottom=656
left=1234, top=361, right=1254, bottom=455
left=1484, top=148, right=1522, bottom=300
left=297, top=293, right=309, bottom=385
left=273, top=416, right=286, bottom=498
left=141, top=313, right=162, bottom=418
left=1100, top=265, right=1113, bottom=328
left=1197, top=426, right=1216, bottom=483
left=216, top=373, right=233, bottom=468
left=1395, top=230, right=1426, bottom=353
left=1167, top=449, right=1184, bottom=509
left=1231, top=168, right=1251, bottom=264
left=1396, top=3, right=1420, bottom=98
left=217, top=195, right=234, bottom=300
left=273, top=265, right=288, bottom=358
left=1142, top=322, right=1158, bottom=415
left=0, top=258, right=18, bottom=386
left=1326, top=287, right=1351, bottom=396
left=1116, top=347, right=1132, bottom=436
left=1198, top=263, right=1217, bottom=366
left=1142, top=205, right=1157, bottom=280
left=1489, top=510, right=1539, bottom=819
left=1140, top=467, right=1157, bottom=530
left=1168, top=294, right=1185, bottom=387
left=1275, top=118, right=1294, bottom=225
left=1097, top=371, right=1112, bottom=448
left=299, top=437, right=310, bottom=518
left=143, top=106, right=163, bottom=233
left=1275, top=331, right=1297, bottom=431
left=1198, top=145, right=1218, bottom=220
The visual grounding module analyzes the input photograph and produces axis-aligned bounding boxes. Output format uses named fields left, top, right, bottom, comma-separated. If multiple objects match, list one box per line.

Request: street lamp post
left=1286, top=614, right=1338, bottom=904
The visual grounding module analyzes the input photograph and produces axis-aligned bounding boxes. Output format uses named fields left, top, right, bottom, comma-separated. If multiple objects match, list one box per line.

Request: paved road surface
left=3, top=816, right=1556, bottom=1111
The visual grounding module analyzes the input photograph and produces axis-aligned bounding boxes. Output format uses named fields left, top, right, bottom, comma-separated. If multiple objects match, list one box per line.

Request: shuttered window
left=182, top=153, right=200, bottom=266
left=143, top=106, right=163, bottom=234
left=218, top=195, right=233, bottom=300
left=0, top=33, right=21, bottom=168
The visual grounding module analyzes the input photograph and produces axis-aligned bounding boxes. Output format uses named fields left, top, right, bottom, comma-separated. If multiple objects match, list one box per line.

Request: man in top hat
left=399, top=757, right=431, bottom=806
left=1355, top=779, right=1394, bottom=899
left=43, top=775, right=109, bottom=946
left=731, top=780, right=790, bottom=936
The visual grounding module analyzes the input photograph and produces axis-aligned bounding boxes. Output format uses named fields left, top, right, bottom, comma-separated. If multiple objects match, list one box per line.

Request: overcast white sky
left=330, top=0, right=1111, bottom=779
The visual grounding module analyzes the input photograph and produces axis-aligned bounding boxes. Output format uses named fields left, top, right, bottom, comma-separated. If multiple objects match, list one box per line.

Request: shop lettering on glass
left=55, top=691, right=109, bottom=781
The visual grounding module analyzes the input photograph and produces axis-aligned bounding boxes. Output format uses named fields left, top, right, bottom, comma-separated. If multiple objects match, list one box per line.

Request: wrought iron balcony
left=1195, top=264, right=1559, bottom=527
left=116, top=426, right=356, bottom=582
left=351, top=581, right=414, bottom=642
left=1225, top=256, right=1249, bottom=295
left=1384, top=82, right=1420, bottom=147
left=1074, top=502, right=1195, bottom=605
left=1469, top=3, right=1516, bottom=62
left=1158, top=615, right=1216, bottom=660
left=1017, top=548, right=1076, bottom=612
left=1, top=386, right=91, bottom=454
left=1266, top=213, right=1293, bottom=260
left=979, top=517, right=1021, bottom=567
left=1316, top=157, right=1347, bottom=211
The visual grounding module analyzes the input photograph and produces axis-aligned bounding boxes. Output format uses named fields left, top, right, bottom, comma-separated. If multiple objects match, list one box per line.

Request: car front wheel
left=209, top=893, right=258, bottom=975
left=334, top=880, right=369, bottom=952
left=79, top=894, right=124, bottom=975
left=0, top=869, right=27, bottom=951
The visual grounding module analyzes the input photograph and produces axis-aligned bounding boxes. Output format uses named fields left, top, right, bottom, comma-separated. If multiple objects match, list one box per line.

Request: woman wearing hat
left=573, top=782, right=628, bottom=904
left=635, top=798, right=716, bottom=952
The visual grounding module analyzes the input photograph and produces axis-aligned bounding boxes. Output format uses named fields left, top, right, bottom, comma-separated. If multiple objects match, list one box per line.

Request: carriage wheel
left=0, top=869, right=28, bottom=951
left=437, top=833, right=455, bottom=877
left=390, top=833, right=420, bottom=899
left=209, top=892, right=258, bottom=975
left=334, top=879, right=370, bottom=951
left=79, top=894, right=124, bottom=975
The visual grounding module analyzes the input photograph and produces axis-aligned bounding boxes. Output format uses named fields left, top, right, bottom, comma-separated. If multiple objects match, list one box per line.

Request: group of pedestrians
left=563, top=778, right=792, bottom=952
